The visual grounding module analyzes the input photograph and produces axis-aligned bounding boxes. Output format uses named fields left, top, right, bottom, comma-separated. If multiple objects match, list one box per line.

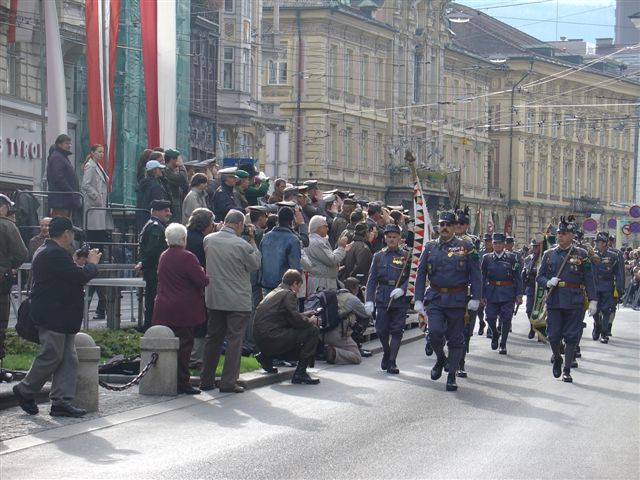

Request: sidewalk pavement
left=0, top=321, right=425, bottom=444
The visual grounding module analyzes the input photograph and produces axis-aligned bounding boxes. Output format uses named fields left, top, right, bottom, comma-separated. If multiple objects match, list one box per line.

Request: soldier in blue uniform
left=137, top=199, right=171, bottom=331
left=536, top=217, right=597, bottom=383
left=414, top=212, right=482, bottom=391
left=453, top=208, right=480, bottom=377
left=477, top=233, right=493, bottom=337
left=481, top=233, right=523, bottom=354
left=212, top=167, right=243, bottom=221
left=605, top=234, right=625, bottom=336
left=522, top=238, right=542, bottom=339
left=365, top=224, right=411, bottom=375
left=591, top=232, right=625, bottom=344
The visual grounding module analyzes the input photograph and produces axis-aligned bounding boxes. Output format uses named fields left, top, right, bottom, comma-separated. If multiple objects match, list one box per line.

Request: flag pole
left=39, top=0, right=47, bottom=193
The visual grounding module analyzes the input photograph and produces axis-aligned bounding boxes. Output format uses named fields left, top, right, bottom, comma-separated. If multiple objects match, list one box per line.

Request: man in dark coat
left=13, top=216, right=100, bottom=417
left=46, top=134, right=81, bottom=217
left=253, top=269, right=321, bottom=385
left=212, top=167, right=243, bottom=221
left=340, top=222, right=373, bottom=282
left=163, top=148, right=189, bottom=223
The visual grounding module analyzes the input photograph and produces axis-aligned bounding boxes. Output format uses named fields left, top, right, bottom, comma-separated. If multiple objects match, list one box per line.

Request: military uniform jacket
left=213, top=183, right=242, bottom=222
left=414, top=236, right=481, bottom=308
left=138, top=217, right=167, bottom=276
left=592, top=248, right=624, bottom=294
left=522, top=253, right=538, bottom=295
left=535, top=245, right=596, bottom=309
left=481, top=251, right=524, bottom=303
left=365, top=247, right=410, bottom=308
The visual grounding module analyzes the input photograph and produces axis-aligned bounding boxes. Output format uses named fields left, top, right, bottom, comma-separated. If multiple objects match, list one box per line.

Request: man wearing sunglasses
left=536, top=217, right=597, bottom=383
left=414, top=211, right=482, bottom=391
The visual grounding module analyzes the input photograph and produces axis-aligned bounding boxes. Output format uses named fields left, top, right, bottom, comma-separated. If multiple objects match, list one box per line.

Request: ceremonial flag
left=85, top=0, right=120, bottom=187
left=140, top=0, right=177, bottom=148
left=407, top=177, right=433, bottom=298
left=44, top=0, right=67, bottom=150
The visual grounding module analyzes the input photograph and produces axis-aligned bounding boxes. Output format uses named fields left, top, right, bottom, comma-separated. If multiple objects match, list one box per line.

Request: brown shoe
left=325, top=345, right=337, bottom=364
left=219, top=384, right=245, bottom=393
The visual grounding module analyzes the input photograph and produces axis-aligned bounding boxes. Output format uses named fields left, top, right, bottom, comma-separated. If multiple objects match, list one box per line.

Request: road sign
left=607, top=218, right=617, bottom=229
left=629, top=205, right=640, bottom=219
left=629, top=222, right=640, bottom=234
left=582, top=218, right=598, bottom=233
left=622, top=224, right=631, bottom=235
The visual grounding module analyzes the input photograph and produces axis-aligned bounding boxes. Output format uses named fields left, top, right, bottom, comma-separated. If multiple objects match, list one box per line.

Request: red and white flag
left=140, top=0, right=177, bottom=149
left=407, top=179, right=434, bottom=298
left=85, top=0, right=120, bottom=187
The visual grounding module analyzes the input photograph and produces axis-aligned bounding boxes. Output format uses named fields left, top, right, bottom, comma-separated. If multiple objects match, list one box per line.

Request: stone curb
left=0, top=325, right=424, bottom=411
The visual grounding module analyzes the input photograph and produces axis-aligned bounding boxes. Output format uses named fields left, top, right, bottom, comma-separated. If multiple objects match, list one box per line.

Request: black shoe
left=178, top=385, right=201, bottom=395
left=199, top=384, right=216, bottom=391
left=491, top=336, right=499, bottom=351
left=425, top=342, right=433, bottom=357
left=219, top=384, right=246, bottom=393
left=487, top=330, right=493, bottom=339
left=575, top=349, right=582, bottom=359
left=381, top=353, right=390, bottom=371
left=571, top=360, right=578, bottom=368
left=443, top=360, right=450, bottom=373
left=92, top=311, right=106, bottom=320
left=0, top=369, right=13, bottom=383
left=446, top=374, right=458, bottom=391
left=499, top=347, right=507, bottom=355
left=550, top=354, right=555, bottom=364
left=562, top=372, right=573, bottom=383
left=255, top=352, right=278, bottom=373
left=527, top=328, right=535, bottom=339
left=13, top=385, right=38, bottom=415
left=552, top=358, right=563, bottom=378
left=478, top=326, right=485, bottom=336
left=386, top=363, right=400, bottom=374
left=592, top=327, right=600, bottom=341
left=431, top=359, right=446, bottom=381
left=456, top=369, right=467, bottom=378
left=291, top=373, right=320, bottom=385
left=360, top=349, right=373, bottom=358
left=50, top=403, right=86, bottom=418
left=600, top=336, right=609, bottom=344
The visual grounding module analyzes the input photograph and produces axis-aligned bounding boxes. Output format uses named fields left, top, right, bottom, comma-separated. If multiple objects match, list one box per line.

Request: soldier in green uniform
left=137, top=200, right=171, bottom=331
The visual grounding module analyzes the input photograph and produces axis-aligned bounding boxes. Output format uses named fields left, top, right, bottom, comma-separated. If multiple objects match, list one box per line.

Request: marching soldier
left=591, top=232, right=624, bottom=344
left=453, top=208, right=480, bottom=377
left=605, top=234, right=625, bottom=336
left=136, top=200, right=171, bottom=331
left=536, top=217, right=597, bottom=383
left=522, top=238, right=542, bottom=339
left=477, top=233, right=493, bottom=337
left=481, top=233, right=523, bottom=355
left=365, top=224, right=411, bottom=375
left=414, top=212, right=482, bottom=391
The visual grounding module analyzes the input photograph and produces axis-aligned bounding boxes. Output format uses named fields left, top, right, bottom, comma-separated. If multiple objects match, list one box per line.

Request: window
left=563, top=114, right=573, bottom=139
left=599, top=162, right=606, bottom=199
left=621, top=168, right=629, bottom=201
left=562, top=162, right=570, bottom=197
left=218, top=129, right=229, bottom=158
left=375, top=132, right=383, bottom=169
left=526, top=110, right=534, bottom=133
left=600, top=124, right=607, bottom=146
left=550, top=160, right=558, bottom=195
left=587, top=165, right=594, bottom=196
left=361, top=55, right=369, bottom=97
left=222, top=47, right=234, bottom=89
left=610, top=170, right=618, bottom=201
left=552, top=113, right=560, bottom=138
left=242, top=49, right=250, bottom=92
left=330, top=123, right=338, bottom=166
left=345, top=49, right=353, bottom=93
left=413, top=49, right=422, bottom=103
left=361, top=130, right=369, bottom=168
left=538, top=156, right=547, bottom=194
left=575, top=163, right=582, bottom=195
left=538, top=112, right=546, bottom=136
left=239, top=133, right=252, bottom=157
left=375, top=58, right=384, bottom=100
left=268, top=57, right=287, bottom=85
left=524, top=155, right=533, bottom=192
left=398, top=47, right=405, bottom=104
left=345, top=127, right=353, bottom=168
left=328, top=45, right=338, bottom=90
left=224, top=0, right=233, bottom=12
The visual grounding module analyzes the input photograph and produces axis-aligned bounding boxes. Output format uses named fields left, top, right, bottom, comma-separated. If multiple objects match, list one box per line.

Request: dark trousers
left=486, top=300, right=515, bottom=347
left=143, top=273, right=158, bottom=329
left=547, top=308, right=583, bottom=344
left=426, top=303, right=465, bottom=372
left=169, top=326, right=195, bottom=389
left=200, top=310, right=250, bottom=389
left=0, top=296, right=9, bottom=359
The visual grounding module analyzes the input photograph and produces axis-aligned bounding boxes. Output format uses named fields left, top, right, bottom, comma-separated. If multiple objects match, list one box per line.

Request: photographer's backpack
left=304, top=289, right=339, bottom=332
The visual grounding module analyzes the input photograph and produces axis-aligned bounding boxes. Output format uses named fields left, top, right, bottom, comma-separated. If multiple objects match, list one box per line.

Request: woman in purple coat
left=152, top=223, right=209, bottom=394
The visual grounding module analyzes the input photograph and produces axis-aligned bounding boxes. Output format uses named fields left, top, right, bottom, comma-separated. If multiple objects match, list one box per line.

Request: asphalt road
left=2, top=307, right=639, bottom=480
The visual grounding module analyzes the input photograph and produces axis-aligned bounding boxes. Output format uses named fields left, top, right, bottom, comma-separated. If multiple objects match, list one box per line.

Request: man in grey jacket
left=200, top=210, right=261, bottom=393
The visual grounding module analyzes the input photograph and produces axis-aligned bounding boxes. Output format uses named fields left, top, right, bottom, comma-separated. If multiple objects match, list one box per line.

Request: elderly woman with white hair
left=304, top=215, right=351, bottom=294
left=152, top=223, right=209, bottom=395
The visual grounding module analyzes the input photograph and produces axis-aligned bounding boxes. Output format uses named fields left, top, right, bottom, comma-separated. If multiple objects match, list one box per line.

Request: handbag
left=16, top=297, right=39, bottom=344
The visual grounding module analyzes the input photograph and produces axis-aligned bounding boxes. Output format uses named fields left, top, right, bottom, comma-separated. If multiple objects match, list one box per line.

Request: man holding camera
left=200, top=210, right=261, bottom=393
left=0, top=194, right=28, bottom=382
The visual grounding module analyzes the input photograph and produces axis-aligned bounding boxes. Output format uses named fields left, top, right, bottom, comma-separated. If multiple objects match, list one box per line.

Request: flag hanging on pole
left=140, top=0, right=177, bottom=148
left=85, top=0, right=120, bottom=187
left=44, top=0, right=67, bottom=150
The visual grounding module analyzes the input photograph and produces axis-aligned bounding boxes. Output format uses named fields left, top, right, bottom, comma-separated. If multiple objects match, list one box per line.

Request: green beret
left=164, top=148, right=180, bottom=159
left=235, top=169, right=250, bottom=179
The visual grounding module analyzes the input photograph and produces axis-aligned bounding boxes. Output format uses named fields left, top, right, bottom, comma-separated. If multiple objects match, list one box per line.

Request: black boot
left=291, top=360, right=320, bottom=385
left=424, top=332, right=434, bottom=357
left=387, top=335, right=401, bottom=374
left=255, top=352, right=278, bottom=374
left=562, top=369, right=573, bottom=383
left=446, top=372, right=458, bottom=391
left=457, top=338, right=470, bottom=378
left=431, top=355, right=447, bottom=381
left=528, top=325, right=536, bottom=339
left=564, top=343, right=577, bottom=374
left=499, top=325, right=509, bottom=355
left=379, top=334, right=390, bottom=371
left=551, top=341, right=563, bottom=378
left=487, top=319, right=498, bottom=348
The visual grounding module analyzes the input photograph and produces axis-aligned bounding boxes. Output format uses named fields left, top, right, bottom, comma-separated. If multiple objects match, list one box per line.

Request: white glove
left=364, top=301, right=374, bottom=316
left=588, top=300, right=598, bottom=316
left=414, top=300, right=425, bottom=315
left=390, top=288, right=405, bottom=300
left=546, top=277, right=560, bottom=288
left=467, top=299, right=480, bottom=311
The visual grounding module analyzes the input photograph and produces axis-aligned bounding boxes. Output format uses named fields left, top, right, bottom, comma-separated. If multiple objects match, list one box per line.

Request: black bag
left=16, top=298, right=39, bottom=344
left=303, top=289, right=340, bottom=332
